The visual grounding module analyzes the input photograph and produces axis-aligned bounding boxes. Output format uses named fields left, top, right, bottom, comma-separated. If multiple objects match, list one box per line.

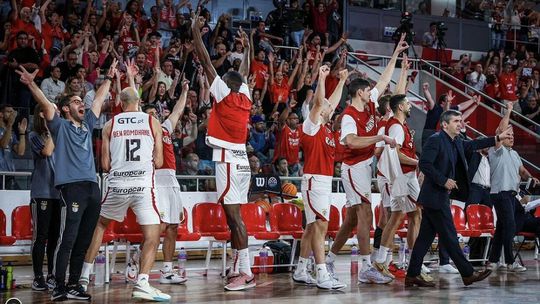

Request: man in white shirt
left=40, top=66, right=65, bottom=103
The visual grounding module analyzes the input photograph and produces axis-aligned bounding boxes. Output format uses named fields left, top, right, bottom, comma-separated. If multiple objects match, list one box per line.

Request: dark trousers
left=439, top=243, right=450, bottom=265
left=53, top=182, right=101, bottom=287
left=31, top=198, right=61, bottom=277
left=489, top=191, right=516, bottom=265
left=407, top=205, right=474, bottom=277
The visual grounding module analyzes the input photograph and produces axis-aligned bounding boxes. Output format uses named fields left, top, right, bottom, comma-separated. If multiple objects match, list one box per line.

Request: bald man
left=79, top=87, right=170, bottom=302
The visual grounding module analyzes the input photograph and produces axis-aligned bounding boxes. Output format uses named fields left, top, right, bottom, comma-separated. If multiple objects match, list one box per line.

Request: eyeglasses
left=69, top=99, right=84, bottom=106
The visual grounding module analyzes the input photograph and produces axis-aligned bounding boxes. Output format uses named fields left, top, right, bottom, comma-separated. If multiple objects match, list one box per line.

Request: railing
left=347, top=52, right=441, bottom=71
left=421, top=59, right=540, bottom=139
left=496, top=22, right=540, bottom=53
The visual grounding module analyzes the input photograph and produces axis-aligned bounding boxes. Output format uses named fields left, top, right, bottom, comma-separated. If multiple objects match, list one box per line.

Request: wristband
left=496, top=135, right=500, bottom=142
left=19, top=133, right=25, bottom=136
left=104, top=75, right=113, bottom=81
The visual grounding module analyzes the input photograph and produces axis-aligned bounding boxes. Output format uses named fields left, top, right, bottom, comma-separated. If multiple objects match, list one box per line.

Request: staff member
left=487, top=102, right=539, bottom=272
left=405, top=110, right=512, bottom=287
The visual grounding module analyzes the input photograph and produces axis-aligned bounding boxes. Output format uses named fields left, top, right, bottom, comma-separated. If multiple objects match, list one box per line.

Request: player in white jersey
left=79, top=87, right=170, bottom=302
left=144, top=78, right=190, bottom=285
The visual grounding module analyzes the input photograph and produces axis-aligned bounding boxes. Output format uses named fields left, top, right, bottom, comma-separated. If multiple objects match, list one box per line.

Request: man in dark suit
left=405, top=110, right=512, bottom=287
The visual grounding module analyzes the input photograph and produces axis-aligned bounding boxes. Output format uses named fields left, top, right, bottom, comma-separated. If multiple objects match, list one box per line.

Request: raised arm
left=287, top=55, right=302, bottom=87
left=168, top=69, right=181, bottom=98
left=151, top=116, right=164, bottom=168
left=249, top=28, right=256, bottom=62
left=40, top=0, right=52, bottom=24
left=495, top=101, right=513, bottom=149
left=238, top=27, right=251, bottom=80
left=327, top=68, right=348, bottom=109
left=16, top=67, right=55, bottom=121
left=183, top=112, right=199, bottom=145
left=309, top=65, right=329, bottom=123
left=422, top=82, right=435, bottom=110
left=168, top=78, right=189, bottom=127
left=92, top=59, right=118, bottom=117
left=101, top=121, right=112, bottom=172
left=374, top=33, right=409, bottom=95
left=10, top=0, right=18, bottom=21
left=192, top=13, right=217, bottom=84
left=395, top=54, right=409, bottom=94
left=125, top=58, right=138, bottom=91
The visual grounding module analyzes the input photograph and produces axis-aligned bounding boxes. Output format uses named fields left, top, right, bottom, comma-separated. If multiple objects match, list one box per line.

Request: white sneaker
left=316, top=274, right=347, bottom=290
left=159, top=269, right=187, bottom=284
left=132, top=279, right=171, bottom=302
left=439, top=264, right=459, bottom=274
left=326, top=260, right=339, bottom=280
left=421, top=264, right=431, bottom=274
left=358, top=267, right=393, bottom=284
left=292, top=270, right=316, bottom=285
left=78, top=276, right=89, bottom=292
left=508, top=262, right=527, bottom=272
left=487, top=263, right=501, bottom=272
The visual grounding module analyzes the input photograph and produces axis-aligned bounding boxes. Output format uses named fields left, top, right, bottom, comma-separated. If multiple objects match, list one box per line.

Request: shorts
left=390, top=172, right=420, bottom=213
left=301, top=175, right=332, bottom=224
left=100, top=187, right=161, bottom=225
left=156, top=186, right=183, bottom=224
left=342, top=160, right=373, bottom=208
left=216, top=162, right=251, bottom=205
left=377, top=175, right=392, bottom=208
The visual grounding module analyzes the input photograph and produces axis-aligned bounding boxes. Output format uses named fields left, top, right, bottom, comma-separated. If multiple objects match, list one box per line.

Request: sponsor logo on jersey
left=111, top=187, right=145, bottom=194
left=365, top=115, right=375, bottom=132
left=231, top=149, right=247, bottom=158
left=236, top=164, right=251, bottom=172
left=117, top=117, right=145, bottom=124
left=112, top=170, right=146, bottom=177
left=163, top=135, right=172, bottom=145
left=325, top=136, right=336, bottom=147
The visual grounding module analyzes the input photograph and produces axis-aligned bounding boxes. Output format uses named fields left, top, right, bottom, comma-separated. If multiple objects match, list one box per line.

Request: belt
left=472, top=183, right=490, bottom=190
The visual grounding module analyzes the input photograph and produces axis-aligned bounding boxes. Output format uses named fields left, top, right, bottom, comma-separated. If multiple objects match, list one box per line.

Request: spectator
left=7, top=31, right=40, bottom=111
left=249, top=115, right=275, bottom=164
left=211, top=43, right=232, bottom=76
left=307, top=0, right=337, bottom=38
left=521, top=96, right=540, bottom=132
left=179, top=152, right=207, bottom=191
left=468, top=63, right=487, bottom=92
left=40, top=66, right=65, bottom=103
left=273, top=100, right=302, bottom=176
left=484, top=74, right=501, bottom=107
left=64, top=76, right=86, bottom=99
left=249, top=154, right=261, bottom=175
left=273, top=157, right=289, bottom=177
left=0, top=104, right=27, bottom=189
left=9, top=1, right=41, bottom=51
left=287, top=0, right=306, bottom=47
left=499, top=61, right=520, bottom=112
left=422, top=22, right=439, bottom=48
left=57, top=51, right=84, bottom=82
left=490, top=4, right=504, bottom=50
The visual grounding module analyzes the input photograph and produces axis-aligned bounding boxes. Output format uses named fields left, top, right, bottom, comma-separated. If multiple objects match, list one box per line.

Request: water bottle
left=6, top=262, right=13, bottom=290
left=94, top=252, right=106, bottom=286
left=463, top=245, right=470, bottom=260
left=177, top=248, right=188, bottom=278
left=398, top=241, right=406, bottom=266
left=259, top=247, right=268, bottom=274
left=351, top=245, right=359, bottom=274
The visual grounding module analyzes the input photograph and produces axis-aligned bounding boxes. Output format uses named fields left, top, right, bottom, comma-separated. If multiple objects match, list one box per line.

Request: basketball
left=281, top=182, right=298, bottom=198
left=254, top=199, right=272, bottom=213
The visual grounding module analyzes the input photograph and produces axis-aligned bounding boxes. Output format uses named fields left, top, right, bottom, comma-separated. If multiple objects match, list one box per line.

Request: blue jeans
left=290, top=30, right=305, bottom=47
left=491, top=31, right=503, bottom=50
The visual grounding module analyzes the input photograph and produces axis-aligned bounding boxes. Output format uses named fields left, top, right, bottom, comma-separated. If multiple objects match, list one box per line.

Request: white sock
left=231, top=249, right=239, bottom=273
left=385, top=251, right=393, bottom=266
left=81, top=262, right=93, bottom=279
left=238, top=248, right=252, bottom=276
left=326, top=252, right=336, bottom=263
left=296, top=257, right=309, bottom=274
left=316, top=264, right=328, bottom=280
left=137, top=274, right=149, bottom=284
left=162, top=261, right=173, bottom=272
left=360, top=255, right=371, bottom=272
left=376, top=246, right=390, bottom=264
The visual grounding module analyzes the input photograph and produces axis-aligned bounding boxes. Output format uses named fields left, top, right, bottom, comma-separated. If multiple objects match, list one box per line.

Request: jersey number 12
left=125, top=139, right=141, bottom=161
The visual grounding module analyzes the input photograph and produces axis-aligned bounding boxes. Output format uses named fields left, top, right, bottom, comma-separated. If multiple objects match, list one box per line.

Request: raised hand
left=181, top=77, right=190, bottom=91
left=401, top=54, right=410, bottom=70
left=125, top=58, right=139, bottom=77
left=447, top=90, right=455, bottom=103
left=319, top=65, right=330, bottom=79
left=395, top=33, right=409, bottom=54
left=15, top=66, right=39, bottom=86
left=248, top=74, right=256, bottom=90
left=422, top=82, right=429, bottom=90
left=107, top=58, right=119, bottom=78
left=338, top=68, right=349, bottom=81
left=18, top=118, right=28, bottom=134
left=498, top=125, right=514, bottom=141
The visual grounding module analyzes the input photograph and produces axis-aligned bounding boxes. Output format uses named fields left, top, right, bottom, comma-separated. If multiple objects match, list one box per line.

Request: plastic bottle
left=463, top=245, right=470, bottom=260
left=6, top=262, right=13, bottom=290
left=398, top=241, right=406, bottom=266
left=351, top=245, right=359, bottom=274
left=177, top=247, right=188, bottom=278
left=259, top=247, right=268, bottom=274
left=94, top=252, right=106, bottom=286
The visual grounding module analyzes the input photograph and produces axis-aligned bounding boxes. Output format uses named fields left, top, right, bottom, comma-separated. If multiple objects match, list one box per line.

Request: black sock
left=373, top=226, right=383, bottom=249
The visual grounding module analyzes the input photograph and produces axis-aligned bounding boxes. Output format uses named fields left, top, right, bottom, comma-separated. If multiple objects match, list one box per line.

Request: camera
left=400, top=11, right=413, bottom=29
left=436, top=21, right=448, bottom=37
left=393, top=12, right=415, bottom=44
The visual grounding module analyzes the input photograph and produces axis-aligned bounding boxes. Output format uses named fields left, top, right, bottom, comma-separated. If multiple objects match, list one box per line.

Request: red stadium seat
left=177, top=208, right=201, bottom=241
left=466, top=204, right=495, bottom=262
left=192, top=202, right=231, bottom=276
left=241, top=204, right=280, bottom=240
left=270, top=203, right=304, bottom=267
left=12, top=206, right=33, bottom=240
left=0, top=210, right=16, bottom=245
left=117, top=209, right=144, bottom=243
left=451, top=205, right=481, bottom=237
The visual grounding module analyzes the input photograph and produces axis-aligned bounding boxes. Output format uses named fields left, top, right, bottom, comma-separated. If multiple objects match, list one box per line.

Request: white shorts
left=301, top=174, right=332, bottom=224
left=100, top=187, right=161, bottom=225
left=216, top=162, right=251, bottom=205
left=377, top=175, right=392, bottom=208
left=341, top=159, right=373, bottom=208
left=390, top=172, right=420, bottom=213
left=156, top=186, right=183, bottom=224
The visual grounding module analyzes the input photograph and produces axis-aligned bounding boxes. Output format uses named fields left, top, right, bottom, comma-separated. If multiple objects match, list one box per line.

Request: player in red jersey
left=373, top=93, right=422, bottom=281
left=144, top=76, right=189, bottom=285
left=325, top=34, right=408, bottom=284
left=192, top=16, right=255, bottom=291
left=292, top=66, right=348, bottom=289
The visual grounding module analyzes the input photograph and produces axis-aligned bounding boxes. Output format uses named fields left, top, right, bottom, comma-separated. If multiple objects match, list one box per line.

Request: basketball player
left=372, top=56, right=410, bottom=275
left=293, top=66, right=348, bottom=289
left=325, top=34, right=408, bottom=284
left=144, top=77, right=190, bottom=285
left=373, top=94, right=422, bottom=281
left=192, top=17, right=255, bottom=291
left=16, top=61, right=117, bottom=301
left=79, top=87, right=169, bottom=301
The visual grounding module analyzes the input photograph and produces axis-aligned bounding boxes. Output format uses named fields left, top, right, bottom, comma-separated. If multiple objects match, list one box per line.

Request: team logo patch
left=72, top=202, right=80, bottom=213
left=322, top=208, right=328, bottom=217
left=268, top=177, right=278, bottom=188
left=160, top=211, right=165, bottom=219
left=40, top=200, right=47, bottom=211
